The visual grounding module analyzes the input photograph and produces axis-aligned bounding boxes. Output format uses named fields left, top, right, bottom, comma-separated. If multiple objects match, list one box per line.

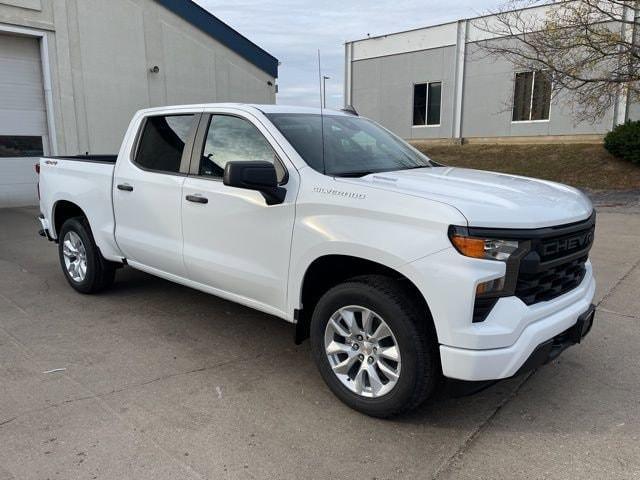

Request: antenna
left=317, top=49, right=326, bottom=175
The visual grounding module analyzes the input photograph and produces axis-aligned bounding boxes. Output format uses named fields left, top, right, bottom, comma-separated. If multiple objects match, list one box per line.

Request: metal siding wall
left=627, top=101, right=640, bottom=121
left=462, top=41, right=614, bottom=138
left=351, top=46, right=456, bottom=140
left=460, top=43, right=515, bottom=138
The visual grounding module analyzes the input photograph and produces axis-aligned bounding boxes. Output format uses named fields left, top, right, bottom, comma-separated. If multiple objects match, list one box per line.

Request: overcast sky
left=194, top=0, right=501, bottom=108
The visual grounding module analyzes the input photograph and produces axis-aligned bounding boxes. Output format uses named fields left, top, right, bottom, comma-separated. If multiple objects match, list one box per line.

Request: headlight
left=449, top=234, right=519, bottom=262
left=449, top=226, right=524, bottom=297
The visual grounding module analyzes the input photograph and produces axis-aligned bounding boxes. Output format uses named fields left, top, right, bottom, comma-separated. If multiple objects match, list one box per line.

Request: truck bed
left=46, top=155, right=117, bottom=164
left=38, top=154, right=121, bottom=259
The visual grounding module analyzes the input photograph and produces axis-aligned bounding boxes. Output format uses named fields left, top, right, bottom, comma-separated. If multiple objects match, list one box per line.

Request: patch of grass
left=412, top=142, right=640, bottom=191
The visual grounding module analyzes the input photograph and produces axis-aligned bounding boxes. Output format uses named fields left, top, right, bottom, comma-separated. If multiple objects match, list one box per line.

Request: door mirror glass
left=223, top=161, right=286, bottom=205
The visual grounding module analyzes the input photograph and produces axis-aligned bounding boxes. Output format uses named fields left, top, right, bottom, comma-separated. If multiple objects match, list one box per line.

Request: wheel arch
left=52, top=200, right=88, bottom=239
left=294, top=254, right=435, bottom=344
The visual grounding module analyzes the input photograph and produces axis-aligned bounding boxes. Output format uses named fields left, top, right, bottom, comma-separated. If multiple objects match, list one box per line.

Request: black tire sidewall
left=57, top=218, right=100, bottom=294
left=310, top=281, right=429, bottom=416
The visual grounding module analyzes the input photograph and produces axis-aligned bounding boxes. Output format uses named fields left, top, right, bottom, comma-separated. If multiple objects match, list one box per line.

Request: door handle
left=117, top=183, right=133, bottom=192
left=185, top=194, right=208, bottom=204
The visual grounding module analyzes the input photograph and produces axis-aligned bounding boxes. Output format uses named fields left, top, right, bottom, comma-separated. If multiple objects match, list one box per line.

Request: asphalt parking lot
left=1, top=205, right=639, bottom=480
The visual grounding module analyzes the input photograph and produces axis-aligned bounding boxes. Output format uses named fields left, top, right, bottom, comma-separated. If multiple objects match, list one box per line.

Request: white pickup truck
left=37, top=104, right=596, bottom=417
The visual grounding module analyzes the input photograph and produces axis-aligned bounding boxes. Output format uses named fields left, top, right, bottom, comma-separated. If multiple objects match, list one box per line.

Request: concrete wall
left=351, top=46, right=457, bottom=140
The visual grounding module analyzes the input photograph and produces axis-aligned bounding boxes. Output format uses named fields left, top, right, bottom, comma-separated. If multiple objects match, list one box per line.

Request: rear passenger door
left=181, top=112, right=296, bottom=314
left=113, top=112, right=200, bottom=277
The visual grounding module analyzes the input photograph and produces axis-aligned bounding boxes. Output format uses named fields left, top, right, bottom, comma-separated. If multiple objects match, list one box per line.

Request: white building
left=0, top=0, right=278, bottom=207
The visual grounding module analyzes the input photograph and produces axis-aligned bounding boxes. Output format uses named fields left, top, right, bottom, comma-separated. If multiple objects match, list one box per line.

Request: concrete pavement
left=0, top=206, right=638, bottom=479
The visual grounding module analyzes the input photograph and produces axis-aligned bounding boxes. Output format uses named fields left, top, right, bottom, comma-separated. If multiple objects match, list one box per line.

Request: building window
left=512, top=71, right=552, bottom=122
left=0, top=136, right=44, bottom=158
left=413, top=82, right=442, bottom=126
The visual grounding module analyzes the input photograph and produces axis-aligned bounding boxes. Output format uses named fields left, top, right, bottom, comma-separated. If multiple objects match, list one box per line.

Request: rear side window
left=135, top=115, right=195, bottom=173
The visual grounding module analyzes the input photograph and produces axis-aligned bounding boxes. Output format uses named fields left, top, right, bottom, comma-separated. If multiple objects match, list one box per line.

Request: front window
left=266, top=113, right=434, bottom=177
left=197, top=115, right=286, bottom=182
left=512, top=71, right=552, bottom=122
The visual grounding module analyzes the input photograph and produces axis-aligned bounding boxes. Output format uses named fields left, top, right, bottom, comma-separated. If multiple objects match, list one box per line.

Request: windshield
left=266, top=113, right=433, bottom=177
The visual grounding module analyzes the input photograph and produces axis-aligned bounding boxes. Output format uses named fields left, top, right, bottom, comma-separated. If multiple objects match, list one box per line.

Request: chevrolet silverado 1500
left=37, top=104, right=596, bottom=417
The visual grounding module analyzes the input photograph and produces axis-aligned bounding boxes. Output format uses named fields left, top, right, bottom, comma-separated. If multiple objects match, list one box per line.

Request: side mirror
left=223, top=161, right=286, bottom=205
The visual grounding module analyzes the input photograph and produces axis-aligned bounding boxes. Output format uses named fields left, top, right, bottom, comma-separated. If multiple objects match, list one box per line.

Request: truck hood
left=340, top=166, right=593, bottom=228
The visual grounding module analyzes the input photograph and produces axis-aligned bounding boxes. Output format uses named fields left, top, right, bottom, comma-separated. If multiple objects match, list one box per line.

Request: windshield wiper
left=334, top=164, right=432, bottom=177
left=400, top=165, right=430, bottom=170
left=333, top=171, right=377, bottom=178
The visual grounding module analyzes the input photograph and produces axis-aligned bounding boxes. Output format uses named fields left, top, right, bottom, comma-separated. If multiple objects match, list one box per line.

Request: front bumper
left=447, top=305, right=595, bottom=395
left=514, top=303, right=594, bottom=375
left=439, top=270, right=596, bottom=382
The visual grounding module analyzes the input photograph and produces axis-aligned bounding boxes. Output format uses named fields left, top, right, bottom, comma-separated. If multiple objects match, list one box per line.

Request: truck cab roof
left=134, top=103, right=352, bottom=117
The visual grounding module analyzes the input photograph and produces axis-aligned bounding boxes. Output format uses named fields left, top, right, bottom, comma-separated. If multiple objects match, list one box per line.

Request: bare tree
left=475, top=0, right=639, bottom=123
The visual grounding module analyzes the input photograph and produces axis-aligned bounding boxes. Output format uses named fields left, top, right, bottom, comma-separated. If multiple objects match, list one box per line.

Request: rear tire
left=58, top=217, right=116, bottom=294
left=310, top=275, right=438, bottom=417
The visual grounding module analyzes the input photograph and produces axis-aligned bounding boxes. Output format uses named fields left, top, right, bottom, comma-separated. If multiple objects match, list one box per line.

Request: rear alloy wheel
left=57, top=217, right=116, bottom=294
left=62, top=231, right=88, bottom=282
left=310, top=275, right=438, bottom=417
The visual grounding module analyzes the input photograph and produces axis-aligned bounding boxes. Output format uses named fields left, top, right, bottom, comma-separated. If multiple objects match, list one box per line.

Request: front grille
left=515, top=255, right=588, bottom=305
left=464, top=212, right=595, bottom=319
left=514, top=216, right=594, bottom=305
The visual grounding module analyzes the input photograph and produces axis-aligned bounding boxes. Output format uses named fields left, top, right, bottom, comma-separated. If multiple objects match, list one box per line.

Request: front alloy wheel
left=324, top=306, right=401, bottom=398
left=310, top=275, right=438, bottom=417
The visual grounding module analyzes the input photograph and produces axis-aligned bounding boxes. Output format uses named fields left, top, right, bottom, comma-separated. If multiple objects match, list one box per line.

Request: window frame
left=412, top=81, right=442, bottom=128
left=188, top=113, right=289, bottom=185
left=131, top=113, right=202, bottom=176
left=511, top=70, right=552, bottom=124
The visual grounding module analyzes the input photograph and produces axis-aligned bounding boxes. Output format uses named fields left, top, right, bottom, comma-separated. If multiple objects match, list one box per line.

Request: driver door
left=181, top=112, right=296, bottom=315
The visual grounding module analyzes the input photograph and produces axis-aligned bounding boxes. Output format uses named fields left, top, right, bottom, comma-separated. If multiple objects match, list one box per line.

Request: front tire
left=310, top=275, right=438, bottom=417
left=58, top=217, right=116, bottom=294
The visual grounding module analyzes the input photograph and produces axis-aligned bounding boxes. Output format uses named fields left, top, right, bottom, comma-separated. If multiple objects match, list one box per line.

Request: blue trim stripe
left=154, top=0, right=279, bottom=78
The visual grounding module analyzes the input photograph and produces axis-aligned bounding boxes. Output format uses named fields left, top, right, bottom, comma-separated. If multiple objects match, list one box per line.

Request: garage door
left=0, top=33, right=48, bottom=207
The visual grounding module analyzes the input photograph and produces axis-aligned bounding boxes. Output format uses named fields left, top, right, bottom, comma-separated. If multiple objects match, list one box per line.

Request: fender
left=286, top=169, right=467, bottom=319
